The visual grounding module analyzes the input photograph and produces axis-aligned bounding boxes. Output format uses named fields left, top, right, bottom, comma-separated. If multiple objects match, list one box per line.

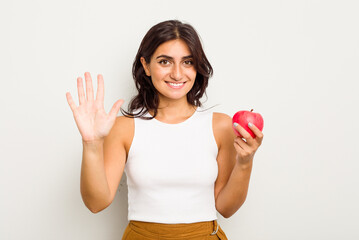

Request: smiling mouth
left=165, top=81, right=186, bottom=89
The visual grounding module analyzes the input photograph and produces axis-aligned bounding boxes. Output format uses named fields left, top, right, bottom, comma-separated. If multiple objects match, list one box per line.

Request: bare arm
left=80, top=116, right=131, bottom=213
left=66, top=72, right=126, bottom=213
left=213, top=113, right=263, bottom=218
left=80, top=140, right=110, bottom=213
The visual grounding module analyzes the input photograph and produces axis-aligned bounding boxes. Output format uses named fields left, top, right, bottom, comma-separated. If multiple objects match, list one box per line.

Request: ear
left=140, top=57, right=151, bottom=76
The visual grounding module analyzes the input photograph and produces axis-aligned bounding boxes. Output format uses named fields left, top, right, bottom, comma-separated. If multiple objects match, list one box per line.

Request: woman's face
left=140, top=39, right=197, bottom=103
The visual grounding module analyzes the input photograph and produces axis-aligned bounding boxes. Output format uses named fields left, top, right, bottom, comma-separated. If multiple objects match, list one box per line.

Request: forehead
left=152, top=39, right=192, bottom=58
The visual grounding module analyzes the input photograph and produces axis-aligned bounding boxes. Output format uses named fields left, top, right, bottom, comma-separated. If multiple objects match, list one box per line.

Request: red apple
left=232, top=109, right=264, bottom=138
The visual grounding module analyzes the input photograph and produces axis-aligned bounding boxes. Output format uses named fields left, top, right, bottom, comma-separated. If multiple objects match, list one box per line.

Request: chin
left=159, top=91, right=189, bottom=101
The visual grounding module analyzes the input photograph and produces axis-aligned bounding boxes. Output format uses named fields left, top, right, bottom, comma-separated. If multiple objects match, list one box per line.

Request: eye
left=184, top=60, right=193, bottom=65
left=159, top=59, right=170, bottom=65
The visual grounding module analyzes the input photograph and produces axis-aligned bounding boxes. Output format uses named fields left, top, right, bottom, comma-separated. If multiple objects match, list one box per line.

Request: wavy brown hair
left=121, top=20, right=213, bottom=119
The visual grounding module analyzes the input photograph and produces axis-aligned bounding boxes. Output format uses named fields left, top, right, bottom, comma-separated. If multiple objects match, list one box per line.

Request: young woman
left=66, top=20, right=263, bottom=240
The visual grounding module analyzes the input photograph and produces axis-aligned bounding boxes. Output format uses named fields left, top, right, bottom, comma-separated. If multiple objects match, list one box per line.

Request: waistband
left=128, top=219, right=219, bottom=239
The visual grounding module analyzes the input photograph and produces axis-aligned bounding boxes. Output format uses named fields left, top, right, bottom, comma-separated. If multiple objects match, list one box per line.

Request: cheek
left=187, top=69, right=197, bottom=82
left=151, top=66, right=169, bottom=80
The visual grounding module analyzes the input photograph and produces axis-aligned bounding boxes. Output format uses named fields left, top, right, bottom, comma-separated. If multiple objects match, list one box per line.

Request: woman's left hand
left=233, top=122, right=264, bottom=165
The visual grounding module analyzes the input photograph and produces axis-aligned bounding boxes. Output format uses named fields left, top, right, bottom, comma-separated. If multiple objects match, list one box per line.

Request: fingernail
left=248, top=122, right=253, bottom=127
left=234, top=122, right=239, bottom=127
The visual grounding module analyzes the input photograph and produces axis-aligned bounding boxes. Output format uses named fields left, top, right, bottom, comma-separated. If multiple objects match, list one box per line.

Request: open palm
left=66, top=72, right=124, bottom=142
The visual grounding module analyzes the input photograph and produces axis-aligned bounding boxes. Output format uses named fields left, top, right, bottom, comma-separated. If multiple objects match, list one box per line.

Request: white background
left=1, top=0, right=358, bottom=239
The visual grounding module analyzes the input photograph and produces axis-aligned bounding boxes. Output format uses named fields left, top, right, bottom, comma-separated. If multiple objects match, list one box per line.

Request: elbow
left=217, top=199, right=247, bottom=219
left=89, top=207, right=100, bottom=214
left=89, top=206, right=104, bottom=214
left=87, top=202, right=110, bottom=214
left=216, top=203, right=230, bottom=219
left=217, top=206, right=231, bottom=219
left=82, top=194, right=112, bottom=214
left=220, top=211, right=233, bottom=219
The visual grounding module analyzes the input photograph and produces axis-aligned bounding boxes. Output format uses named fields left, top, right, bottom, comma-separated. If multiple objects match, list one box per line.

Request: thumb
left=109, top=99, right=124, bottom=118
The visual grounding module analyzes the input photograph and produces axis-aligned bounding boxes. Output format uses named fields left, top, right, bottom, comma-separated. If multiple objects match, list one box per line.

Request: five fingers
left=66, top=72, right=124, bottom=121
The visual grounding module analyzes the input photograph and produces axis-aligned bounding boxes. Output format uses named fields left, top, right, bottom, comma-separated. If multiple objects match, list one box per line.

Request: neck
left=149, top=97, right=197, bottom=122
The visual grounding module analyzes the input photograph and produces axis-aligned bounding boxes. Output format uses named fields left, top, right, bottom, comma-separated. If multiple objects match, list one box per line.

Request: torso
left=116, top=111, right=229, bottom=161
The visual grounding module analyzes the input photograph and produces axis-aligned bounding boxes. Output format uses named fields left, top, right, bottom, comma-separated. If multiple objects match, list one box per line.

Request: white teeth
left=168, top=82, right=184, bottom=87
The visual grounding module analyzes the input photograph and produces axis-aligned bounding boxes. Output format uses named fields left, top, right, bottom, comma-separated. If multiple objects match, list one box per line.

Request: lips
left=165, top=81, right=186, bottom=89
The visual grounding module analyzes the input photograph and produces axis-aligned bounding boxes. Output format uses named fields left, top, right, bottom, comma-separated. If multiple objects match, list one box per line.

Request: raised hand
left=66, top=72, right=124, bottom=143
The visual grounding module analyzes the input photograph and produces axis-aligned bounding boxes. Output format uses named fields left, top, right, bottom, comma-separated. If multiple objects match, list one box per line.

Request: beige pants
left=121, top=219, right=228, bottom=240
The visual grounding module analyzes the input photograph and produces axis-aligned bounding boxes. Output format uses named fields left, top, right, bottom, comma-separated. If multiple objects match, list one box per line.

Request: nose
left=170, top=64, right=183, bottom=81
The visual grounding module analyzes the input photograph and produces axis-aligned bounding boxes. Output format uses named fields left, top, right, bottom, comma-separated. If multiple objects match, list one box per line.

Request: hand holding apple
left=232, top=109, right=264, bottom=165
left=232, top=109, right=264, bottom=138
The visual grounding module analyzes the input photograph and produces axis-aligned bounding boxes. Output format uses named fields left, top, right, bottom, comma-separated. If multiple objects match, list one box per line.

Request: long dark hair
left=121, top=20, right=213, bottom=119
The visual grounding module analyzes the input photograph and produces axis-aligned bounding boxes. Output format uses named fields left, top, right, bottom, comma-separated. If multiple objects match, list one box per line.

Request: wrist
left=82, top=138, right=104, bottom=147
left=82, top=137, right=104, bottom=143
left=235, top=159, right=253, bottom=170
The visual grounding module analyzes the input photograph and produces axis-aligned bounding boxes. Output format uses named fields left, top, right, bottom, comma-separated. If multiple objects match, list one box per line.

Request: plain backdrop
left=1, top=0, right=358, bottom=239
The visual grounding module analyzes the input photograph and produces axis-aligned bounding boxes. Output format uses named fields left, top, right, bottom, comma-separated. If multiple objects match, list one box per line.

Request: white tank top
left=124, top=107, right=219, bottom=224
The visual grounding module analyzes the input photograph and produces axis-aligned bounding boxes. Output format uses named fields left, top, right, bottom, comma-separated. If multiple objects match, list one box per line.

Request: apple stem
left=251, top=109, right=253, bottom=112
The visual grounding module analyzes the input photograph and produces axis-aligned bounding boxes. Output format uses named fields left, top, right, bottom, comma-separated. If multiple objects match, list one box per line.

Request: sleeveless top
left=124, top=107, right=219, bottom=224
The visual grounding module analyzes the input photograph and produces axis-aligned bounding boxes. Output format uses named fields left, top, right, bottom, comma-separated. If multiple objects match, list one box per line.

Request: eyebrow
left=156, top=55, right=193, bottom=60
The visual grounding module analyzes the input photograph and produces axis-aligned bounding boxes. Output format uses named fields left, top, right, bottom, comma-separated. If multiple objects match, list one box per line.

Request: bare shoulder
left=114, top=115, right=134, bottom=128
left=116, top=115, right=134, bottom=153
left=106, top=115, right=135, bottom=158
left=110, top=115, right=134, bottom=136
left=213, top=112, right=232, bottom=128
left=213, top=112, right=235, bottom=149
